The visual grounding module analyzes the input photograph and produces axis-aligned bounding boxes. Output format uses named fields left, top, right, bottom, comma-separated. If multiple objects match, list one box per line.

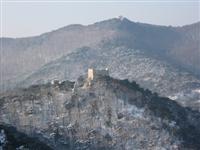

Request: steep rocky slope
left=1, top=17, right=199, bottom=91
left=20, top=46, right=200, bottom=110
left=1, top=75, right=200, bottom=149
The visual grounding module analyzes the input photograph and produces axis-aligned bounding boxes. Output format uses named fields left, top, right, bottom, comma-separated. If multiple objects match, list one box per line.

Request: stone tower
left=88, top=68, right=94, bottom=80
left=88, top=68, right=109, bottom=81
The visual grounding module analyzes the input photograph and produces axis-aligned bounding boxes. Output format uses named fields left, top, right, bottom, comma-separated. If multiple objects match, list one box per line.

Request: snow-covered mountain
left=1, top=17, right=199, bottom=88
left=1, top=75, right=200, bottom=149
left=1, top=17, right=200, bottom=110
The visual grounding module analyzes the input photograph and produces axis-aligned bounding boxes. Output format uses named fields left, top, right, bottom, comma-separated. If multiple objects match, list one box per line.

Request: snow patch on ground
left=168, top=95, right=178, bottom=100
left=169, top=121, right=176, bottom=127
left=194, top=89, right=200, bottom=94
left=195, top=100, right=200, bottom=103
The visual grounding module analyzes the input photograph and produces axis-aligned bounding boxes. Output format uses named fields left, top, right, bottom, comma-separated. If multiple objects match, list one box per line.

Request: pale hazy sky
left=1, top=0, right=200, bottom=38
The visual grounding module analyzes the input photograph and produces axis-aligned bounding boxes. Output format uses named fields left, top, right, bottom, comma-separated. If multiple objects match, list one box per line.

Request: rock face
left=1, top=75, right=200, bottom=149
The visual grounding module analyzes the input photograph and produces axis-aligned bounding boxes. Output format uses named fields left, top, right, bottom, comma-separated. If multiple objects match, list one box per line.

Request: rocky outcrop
left=0, top=75, right=200, bottom=149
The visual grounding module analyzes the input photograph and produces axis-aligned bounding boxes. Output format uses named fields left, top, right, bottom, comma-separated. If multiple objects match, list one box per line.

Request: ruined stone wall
left=88, top=69, right=109, bottom=81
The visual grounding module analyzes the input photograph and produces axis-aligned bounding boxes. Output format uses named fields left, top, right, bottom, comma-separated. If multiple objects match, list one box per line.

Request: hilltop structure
left=88, top=68, right=109, bottom=81
left=87, top=68, right=109, bottom=86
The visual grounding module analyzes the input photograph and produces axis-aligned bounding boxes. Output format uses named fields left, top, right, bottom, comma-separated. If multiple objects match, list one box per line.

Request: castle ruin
left=88, top=68, right=109, bottom=81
